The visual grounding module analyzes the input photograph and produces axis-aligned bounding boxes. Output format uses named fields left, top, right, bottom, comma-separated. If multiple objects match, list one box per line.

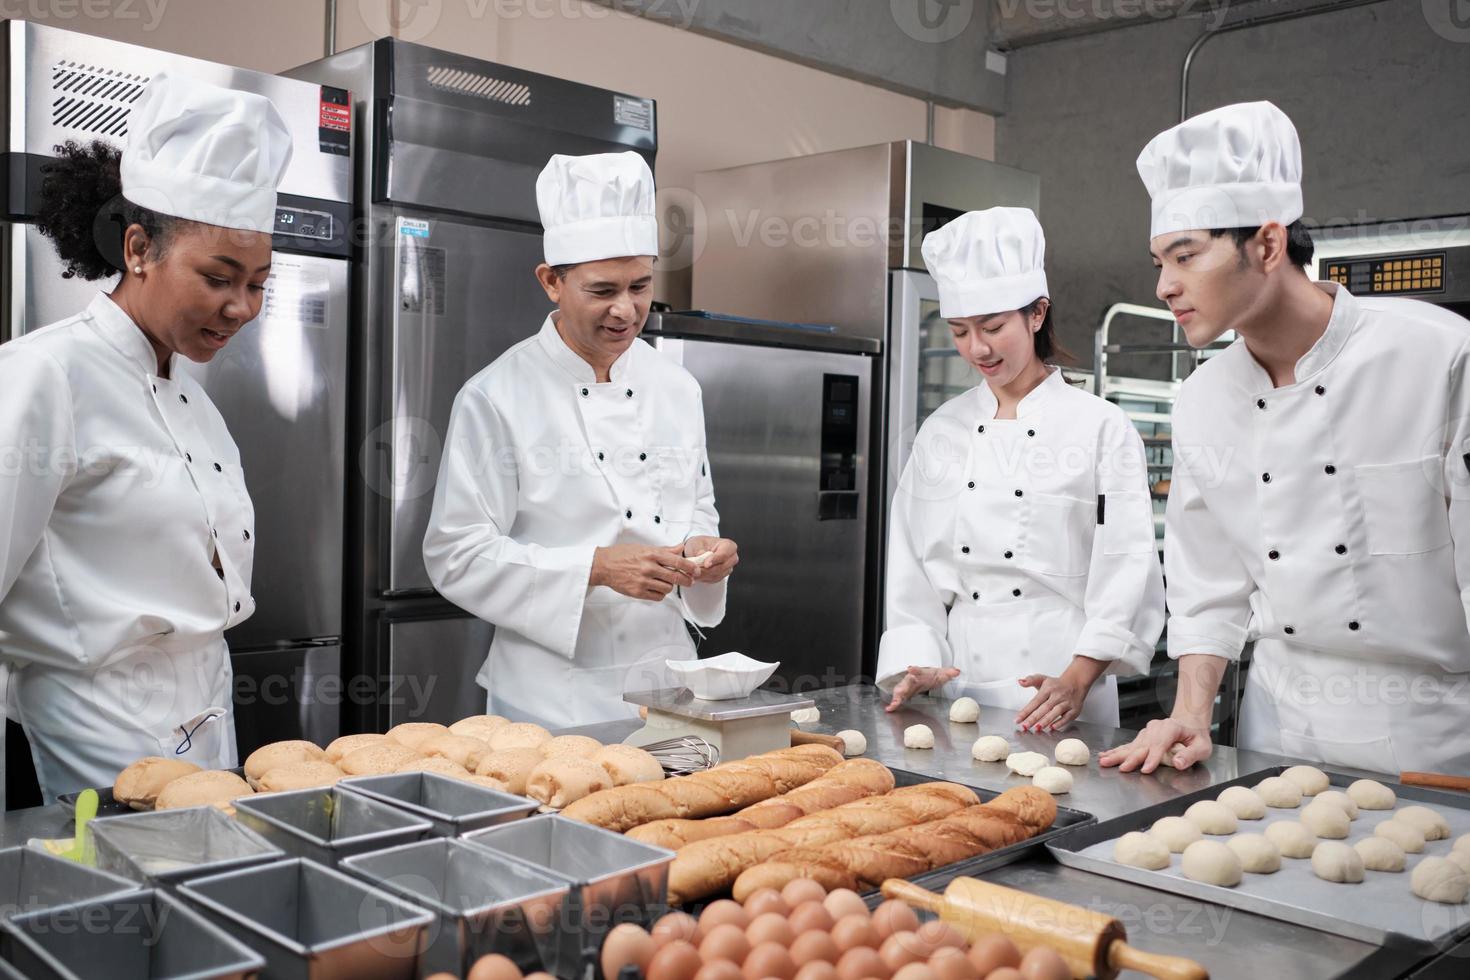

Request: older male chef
left=423, top=152, right=738, bottom=728
left=1101, top=102, right=1470, bottom=776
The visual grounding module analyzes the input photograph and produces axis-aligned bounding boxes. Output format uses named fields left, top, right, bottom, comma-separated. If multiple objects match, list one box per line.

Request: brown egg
left=695, top=963, right=744, bottom=980
left=871, top=901, right=920, bottom=941
left=926, top=948, right=979, bottom=980
left=987, top=971, right=1023, bottom=980
left=788, top=901, right=836, bottom=936
left=822, top=888, right=869, bottom=923
left=746, top=912, right=796, bottom=948
left=525, top=975, right=556, bottom=980
left=699, top=899, right=751, bottom=939
left=891, top=965, right=936, bottom=980
left=743, top=942, right=798, bottom=980
left=835, top=946, right=891, bottom=980
left=794, top=962, right=840, bottom=980
left=744, top=888, right=791, bottom=919
left=915, top=921, right=965, bottom=955
left=654, top=912, right=702, bottom=948
left=699, top=924, right=752, bottom=967
left=830, top=913, right=880, bottom=953
left=1018, top=947, right=1070, bottom=980
left=467, top=954, right=523, bottom=980
left=602, top=924, right=658, bottom=980
left=880, top=932, right=926, bottom=973
left=782, top=878, right=828, bottom=908
left=966, top=934, right=1021, bottom=975
left=789, top=929, right=842, bottom=967
left=647, top=940, right=703, bottom=980
left=425, top=975, right=459, bottom=980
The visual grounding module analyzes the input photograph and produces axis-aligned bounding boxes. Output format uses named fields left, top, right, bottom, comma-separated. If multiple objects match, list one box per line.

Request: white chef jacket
left=877, top=369, right=1165, bottom=724
left=1166, top=283, right=1470, bottom=774
left=0, top=292, right=253, bottom=801
left=423, top=314, right=727, bottom=729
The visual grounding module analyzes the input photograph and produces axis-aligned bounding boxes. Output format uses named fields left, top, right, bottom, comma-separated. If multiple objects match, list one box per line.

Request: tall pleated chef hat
left=921, top=207, right=1049, bottom=319
left=537, top=151, right=659, bottom=266
left=120, top=70, right=292, bottom=234
left=1137, top=101, right=1303, bottom=239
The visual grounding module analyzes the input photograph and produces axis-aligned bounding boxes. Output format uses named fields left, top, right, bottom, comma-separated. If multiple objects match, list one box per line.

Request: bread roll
left=525, top=757, right=613, bottom=808
left=113, top=757, right=202, bottom=811
left=541, top=735, right=603, bottom=760
left=594, top=744, right=665, bottom=786
left=395, top=756, right=472, bottom=779
left=339, top=742, right=421, bottom=776
left=325, top=733, right=391, bottom=764
left=449, top=715, right=510, bottom=741
left=386, top=722, right=449, bottom=750
left=464, top=774, right=512, bottom=792
left=475, top=748, right=546, bottom=795
left=155, top=769, right=253, bottom=815
left=243, top=740, right=326, bottom=788
left=489, top=722, right=553, bottom=752
left=255, top=761, right=342, bottom=794
left=418, top=733, right=494, bottom=771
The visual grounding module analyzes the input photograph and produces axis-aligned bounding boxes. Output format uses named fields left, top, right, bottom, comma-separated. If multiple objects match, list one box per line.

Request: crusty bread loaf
left=766, top=744, right=845, bottom=768
left=525, top=756, right=612, bottom=808
left=628, top=815, right=761, bottom=849
left=418, top=733, right=494, bottom=771
left=255, top=761, right=343, bottom=794
left=113, top=757, right=202, bottom=811
left=489, top=722, right=552, bottom=752
left=541, top=735, right=603, bottom=760
left=464, top=774, right=512, bottom=792
left=324, top=733, right=391, bottom=764
left=339, top=742, right=420, bottom=776
left=475, top=748, right=546, bottom=795
left=155, top=769, right=253, bottom=815
left=394, top=756, right=471, bottom=779
left=243, top=740, right=326, bottom=787
left=386, top=722, right=449, bottom=750
left=448, top=715, right=510, bottom=741
left=593, top=744, right=664, bottom=786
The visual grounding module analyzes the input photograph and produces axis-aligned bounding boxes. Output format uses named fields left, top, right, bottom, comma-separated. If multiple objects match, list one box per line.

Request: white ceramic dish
left=665, top=652, right=780, bottom=701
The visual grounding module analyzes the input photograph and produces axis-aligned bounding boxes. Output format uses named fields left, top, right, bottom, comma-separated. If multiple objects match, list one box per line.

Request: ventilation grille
left=50, top=61, right=150, bottom=139
left=425, top=66, right=532, bottom=107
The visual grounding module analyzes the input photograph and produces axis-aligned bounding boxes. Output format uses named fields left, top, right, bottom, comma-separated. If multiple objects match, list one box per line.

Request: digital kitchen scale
left=623, top=688, right=816, bottom=760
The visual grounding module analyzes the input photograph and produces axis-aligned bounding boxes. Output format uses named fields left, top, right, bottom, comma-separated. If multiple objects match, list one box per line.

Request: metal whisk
left=642, top=735, right=720, bottom=775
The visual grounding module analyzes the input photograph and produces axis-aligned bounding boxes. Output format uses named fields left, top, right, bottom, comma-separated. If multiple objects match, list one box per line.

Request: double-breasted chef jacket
left=877, top=368, right=1165, bottom=724
left=423, top=314, right=727, bottom=729
left=1166, top=282, right=1470, bottom=774
left=0, top=292, right=253, bottom=801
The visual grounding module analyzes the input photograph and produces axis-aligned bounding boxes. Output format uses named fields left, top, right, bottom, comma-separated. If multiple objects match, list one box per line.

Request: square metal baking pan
left=232, top=785, right=432, bottom=866
left=337, top=771, right=538, bottom=836
left=89, top=805, right=284, bottom=886
left=0, top=846, right=139, bottom=921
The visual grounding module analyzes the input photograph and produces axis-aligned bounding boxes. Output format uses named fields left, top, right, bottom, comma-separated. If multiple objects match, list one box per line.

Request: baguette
left=628, top=815, right=761, bottom=849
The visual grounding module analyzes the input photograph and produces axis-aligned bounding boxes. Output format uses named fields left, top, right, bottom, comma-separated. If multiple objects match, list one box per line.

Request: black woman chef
left=0, top=72, right=290, bottom=801
left=880, top=207, right=1165, bottom=729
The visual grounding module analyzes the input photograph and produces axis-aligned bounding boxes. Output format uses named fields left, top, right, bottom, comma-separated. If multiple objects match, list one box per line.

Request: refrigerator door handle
left=816, top=490, right=861, bottom=521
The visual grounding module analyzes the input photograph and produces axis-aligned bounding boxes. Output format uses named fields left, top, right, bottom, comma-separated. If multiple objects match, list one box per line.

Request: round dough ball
left=1032, top=766, right=1073, bottom=795
left=1446, top=850, right=1470, bottom=875
left=1396, top=805, right=1451, bottom=841
left=1411, top=856, right=1470, bottom=904
left=1346, top=778, right=1396, bottom=811
left=948, top=697, right=980, bottom=723
left=1281, top=765, right=1330, bottom=796
left=1312, top=790, right=1359, bottom=820
left=1301, top=800, right=1351, bottom=839
left=1266, top=821, right=1316, bottom=859
left=1005, top=751, right=1048, bottom=776
left=1453, top=833, right=1470, bottom=855
left=1375, top=819, right=1427, bottom=854
left=1185, top=800, right=1238, bottom=836
left=971, top=735, right=1010, bottom=763
left=903, top=724, right=935, bottom=749
left=1217, top=786, right=1266, bottom=820
left=1227, top=834, right=1281, bottom=874
left=1054, top=738, right=1090, bottom=767
left=835, top=730, right=867, bottom=757
left=1150, top=815, right=1203, bottom=853
left=791, top=707, right=821, bottom=724
left=1181, top=840, right=1243, bottom=887
left=1353, top=836, right=1406, bottom=872
left=1311, top=841, right=1365, bottom=883
left=1113, top=831, right=1170, bottom=870
left=1254, top=776, right=1303, bottom=809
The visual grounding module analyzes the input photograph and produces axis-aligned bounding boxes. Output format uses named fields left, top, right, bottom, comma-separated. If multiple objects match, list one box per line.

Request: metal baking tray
left=56, top=767, right=248, bottom=822
left=343, top=837, right=570, bottom=977
left=0, top=846, right=139, bottom=921
left=338, top=771, right=539, bottom=836
left=89, top=805, right=284, bottom=886
left=1047, top=766, right=1470, bottom=953
left=232, top=785, right=433, bottom=866
left=177, top=858, right=435, bottom=980
left=1, top=889, right=265, bottom=980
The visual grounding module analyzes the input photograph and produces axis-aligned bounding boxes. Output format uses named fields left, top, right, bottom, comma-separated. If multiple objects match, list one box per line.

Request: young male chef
left=1101, top=102, right=1470, bottom=775
left=423, top=151, right=737, bottom=728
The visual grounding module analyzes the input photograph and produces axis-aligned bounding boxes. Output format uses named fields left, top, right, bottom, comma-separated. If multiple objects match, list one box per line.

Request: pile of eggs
left=600, top=878, right=1071, bottom=980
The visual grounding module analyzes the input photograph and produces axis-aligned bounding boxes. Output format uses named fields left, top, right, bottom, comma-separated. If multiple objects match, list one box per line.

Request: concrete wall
left=996, top=0, right=1470, bottom=371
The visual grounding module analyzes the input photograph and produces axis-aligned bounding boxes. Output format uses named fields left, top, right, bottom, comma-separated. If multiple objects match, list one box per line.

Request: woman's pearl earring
left=133, top=266, right=142, bottom=274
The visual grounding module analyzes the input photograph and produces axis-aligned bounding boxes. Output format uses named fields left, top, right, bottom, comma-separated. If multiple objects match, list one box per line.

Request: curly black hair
left=36, top=139, right=180, bottom=281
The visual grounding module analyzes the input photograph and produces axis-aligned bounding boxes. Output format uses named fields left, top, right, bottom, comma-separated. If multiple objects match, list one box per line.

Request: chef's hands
left=1099, top=718, right=1212, bottom=773
left=683, top=536, right=739, bottom=583
left=591, top=544, right=697, bottom=601
left=1014, top=655, right=1107, bottom=733
left=884, top=666, right=961, bottom=713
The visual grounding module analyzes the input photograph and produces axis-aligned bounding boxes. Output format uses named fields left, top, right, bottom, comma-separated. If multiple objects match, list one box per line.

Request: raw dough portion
left=791, top=707, right=821, bottom=724
left=1032, top=766, right=1073, bottom=795
left=1396, top=805, right=1451, bottom=841
left=1447, top=850, right=1470, bottom=875
left=1301, top=800, right=1351, bottom=839
left=1150, top=815, right=1203, bottom=853
left=1227, top=834, right=1282, bottom=874
left=1114, top=831, right=1171, bottom=870
left=1281, top=765, right=1330, bottom=797
left=1217, top=786, right=1266, bottom=820
left=1375, top=819, right=1427, bottom=854
left=1181, top=840, right=1243, bottom=887
left=904, top=724, right=935, bottom=749
left=1311, top=841, right=1365, bottom=883
left=1312, top=789, right=1359, bottom=820
left=835, top=730, right=867, bottom=756
left=1346, top=778, right=1396, bottom=811
left=1266, top=821, right=1317, bottom=859
left=972, top=735, right=1010, bottom=762
left=1453, top=833, right=1470, bottom=854
left=1254, top=776, right=1303, bottom=809
left=1354, top=837, right=1406, bottom=872
left=1054, top=738, right=1090, bottom=767
left=1005, top=751, right=1048, bottom=776
left=1411, top=856, right=1470, bottom=904
left=948, top=697, right=980, bottom=723
left=1185, top=800, right=1239, bottom=835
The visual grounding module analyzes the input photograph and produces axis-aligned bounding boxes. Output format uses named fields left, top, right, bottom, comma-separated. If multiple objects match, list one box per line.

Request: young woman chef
left=879, top=207, right=1165, bottom=729
left=0, top=73, right=290, bottom=801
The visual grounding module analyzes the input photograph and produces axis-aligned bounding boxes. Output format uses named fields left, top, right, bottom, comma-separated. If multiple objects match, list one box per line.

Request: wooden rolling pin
left=790, top=729, right=845, bottom=751
left=882, top=878, right=1208, bottom=980
left=1401, top=771, right=1470, bottom=793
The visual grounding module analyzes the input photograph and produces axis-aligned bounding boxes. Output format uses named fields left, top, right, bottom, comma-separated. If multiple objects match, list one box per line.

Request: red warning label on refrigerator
left=320, top=102, right=350, bottom=132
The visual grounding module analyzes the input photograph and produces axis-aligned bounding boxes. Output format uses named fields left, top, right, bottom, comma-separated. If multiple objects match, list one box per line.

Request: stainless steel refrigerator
left=286, top=40, right=658, bottom=731
left=0, top=21, right=354, bottom=757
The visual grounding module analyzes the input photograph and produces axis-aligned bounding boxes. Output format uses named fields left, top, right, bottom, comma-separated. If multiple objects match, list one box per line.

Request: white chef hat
left=120, top=71, right=292, bottom=235
left=921, top=207, right=1048, bottom=319
left=1137, top=101, right=1303, bottom=239
left=537, top=151, right=659, bottom=266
